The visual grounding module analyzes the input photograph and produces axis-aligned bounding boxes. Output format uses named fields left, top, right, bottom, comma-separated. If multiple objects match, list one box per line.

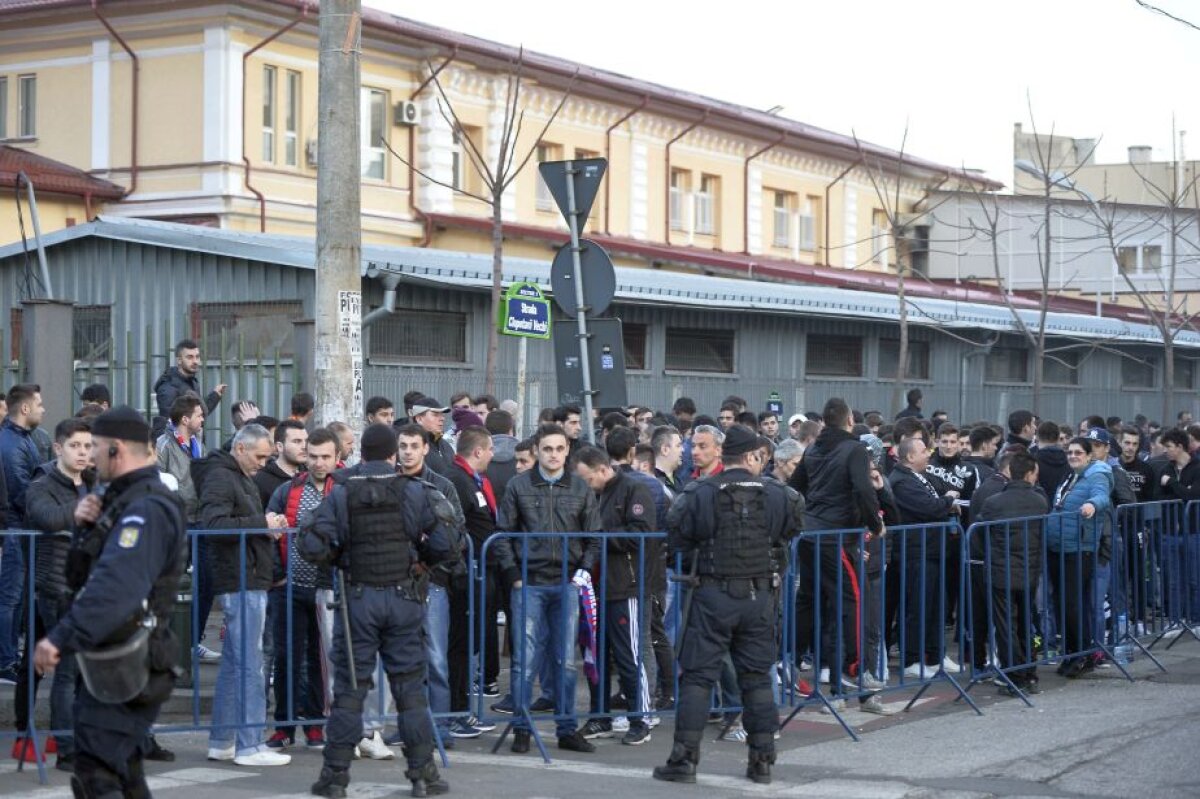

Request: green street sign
left=498, top=282, right=551, bottom=339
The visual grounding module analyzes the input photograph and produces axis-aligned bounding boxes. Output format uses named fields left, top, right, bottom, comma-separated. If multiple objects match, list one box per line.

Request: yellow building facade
left=0, top=0, right=992, bottom=276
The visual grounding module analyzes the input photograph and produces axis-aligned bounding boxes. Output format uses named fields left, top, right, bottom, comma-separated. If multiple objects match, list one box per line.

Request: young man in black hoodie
left=789, top=398, right=884, bottom=692
left=925, top=423, right=976, bottom=626
left=254, top=420, right=307, bottom=508
left=1006, top=410, right=1037, bottom=450
left=1032, top=421, right=1068, bottom=496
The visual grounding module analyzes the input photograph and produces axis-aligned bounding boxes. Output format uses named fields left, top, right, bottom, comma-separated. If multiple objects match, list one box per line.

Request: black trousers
left=675, top=584, right=778, bottom=757
left=992, top=583, right=1039, bottom=683
left=589, top=598, right=651, bottom=726
left=903, top=557, right=942, bottom=667
left=324, top=585, right=433, bottom=773
left=649, top=590, right=676, bottom=699
left=269, top=585, right=325, bottom=732
left=447, top=580, right=471, bottom=713
left=1048, top=551, right=1095, bottom=664
left=72, top=684, right=161, bottom=798
left=794, top=538, right=861, bottom=677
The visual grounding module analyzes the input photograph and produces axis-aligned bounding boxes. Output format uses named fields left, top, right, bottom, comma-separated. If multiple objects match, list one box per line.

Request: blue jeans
left=0, top=535, right=27, bottom=667
left=424, top=584, right=451, bottom=732
left=511, top=583, right=579, bottom=737
left=1092, top=560, right=1112, bottom=647
left=209, top=590, right=269, bottom=755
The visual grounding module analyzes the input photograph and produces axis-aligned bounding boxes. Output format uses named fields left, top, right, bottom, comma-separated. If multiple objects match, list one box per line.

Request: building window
left=1143, top=245, right=1162, bottom=270
left=772, top=191, right=792, bottom=248
left=191, top=300, right=305, bottom=360
left=985, top=346, right=1029, bottom=383
left=1043, top=351, right=1080, bottom=386
left=806, top=334, right=863, bottom=377
left=1117, top=246, right=1138, bottom=273
left=623, top=322, right=648, bottom=371
left=73, top=305, right=112, bottom=362
left=669, top=169, right=689, bottom=231
left=284, top=70, right=300, bottom=167
left=369, top=308, right=467, bottom=363
left=535, top=142, right=562, bottom=210
left=871, top=208, right=890, bottom=268
left=1122, top=356, right=1156, bottom=389
left=665, top=327, right=733, bottom=373
left=799, top=195, right=819, bottom=252
left=878, top=338, right=929, bottom=380
left=262, top=65, right=276, bottom=163
left=452, top=125, right=483, bottom=195
left=695, top=174, right=717, bottom=235
left=1175, top=358, right=1194, bottom=390
left=575, top=148, right=600, bottom=219
left=18, top=74, right=36, bottom=138
left=361, top=88, right=386, bottom=180
left=0, top=77, right=7, bottom=139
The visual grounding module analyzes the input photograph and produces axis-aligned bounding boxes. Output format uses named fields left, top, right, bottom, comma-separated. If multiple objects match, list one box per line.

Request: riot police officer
left=301, top=424, right=458, bottom=798
left=653, top=425, right=802, bottom=786
left=33, top=406, right=188, bottom=799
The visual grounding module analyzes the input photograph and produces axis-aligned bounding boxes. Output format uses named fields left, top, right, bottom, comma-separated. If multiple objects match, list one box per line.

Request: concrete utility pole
left=314, top=0, right=364, bottom=432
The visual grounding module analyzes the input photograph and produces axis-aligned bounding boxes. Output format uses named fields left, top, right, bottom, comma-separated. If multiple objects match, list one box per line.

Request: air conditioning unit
left=305, top=138, right=319, bottom=167
left=393, top=100, right=418, bottom=126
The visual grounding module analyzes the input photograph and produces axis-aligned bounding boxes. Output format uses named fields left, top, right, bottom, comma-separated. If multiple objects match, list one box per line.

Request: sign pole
left=564, top=160, right=596, bottom=444
left=516, top=334, right=528, bottom=438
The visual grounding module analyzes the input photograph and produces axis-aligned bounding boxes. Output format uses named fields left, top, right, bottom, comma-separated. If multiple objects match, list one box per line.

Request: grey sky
left=365, top=0, right=1200, bottom=191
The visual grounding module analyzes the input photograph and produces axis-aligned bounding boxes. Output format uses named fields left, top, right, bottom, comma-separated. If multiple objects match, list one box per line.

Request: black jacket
left=895, top=405, right=923, bottom=420
left=790, top=427, right=881, bottom=534
left=445, top=458, right=498, bottom=565
left=254, top=458, right=296, bottom=510
left=494, top=467, right=602, bottom=587
left=424, top=434, right=456, bottom=476
left=1159, top=456, right=1200, bottom=502
left=1120, top=456, right=1155, bottom=504
left=889, top=464, right=956, bottom=560
left=25, top=462, right=92, bottom=598
left=153, top=366, right=222, bottom=420
left=926, top=452, right=978, bottom=501
left=1035, top=446, right=1070, bottom=501
left=978, top=480, right=1048, bottom=590
left=594, top=469, right=656, bottom=602
left=193, top=449, right=273, bottom=593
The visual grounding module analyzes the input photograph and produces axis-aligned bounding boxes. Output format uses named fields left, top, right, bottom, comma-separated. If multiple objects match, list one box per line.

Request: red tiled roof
left=0, top=145, right=126, bottom=200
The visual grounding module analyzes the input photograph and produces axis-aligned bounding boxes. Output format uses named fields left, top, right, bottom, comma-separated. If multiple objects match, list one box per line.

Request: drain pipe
left=16, top=172, right=53, bottom=299
left=742, top=131, right=785, bottom=254
left=361, top=270, right=401, bottom=327
left=664, top=111, right=708, bottom=245
left=242, top=5, right=312, bottom=232
left=91, top=0, right=138, bottom=197
left=603, top=95, right=648, bottom=234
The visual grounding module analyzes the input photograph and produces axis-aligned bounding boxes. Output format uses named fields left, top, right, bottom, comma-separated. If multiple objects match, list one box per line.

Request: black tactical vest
left=701, top=476, right=775, bottom=579
left=67, top=472, right=187, bottom=647
left=345, top=474, right=414, bottom=585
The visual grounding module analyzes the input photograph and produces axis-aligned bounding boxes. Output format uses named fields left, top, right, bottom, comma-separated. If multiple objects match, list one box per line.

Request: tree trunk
left=1164, top=337, right=1175, bottom=427
left=1032, top=197, right=1052, bottom=415
left=891, top=236, right=909, bottom=416
left=485, top=199, right=503, bottom=393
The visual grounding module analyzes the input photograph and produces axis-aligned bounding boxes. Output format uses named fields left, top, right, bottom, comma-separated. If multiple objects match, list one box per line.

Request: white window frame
left=669, top=169, right=688, bottom=231
left=284, top=70, right=300, bottom=167
left=535, top=143, right=558, bottom=210
left=798, top=195, right=817, bottom=251
left=17, top=74, right=36, bottom=138
left=360, top=87, right=386, bottom=180
left=695, top=174, right=716, bottom=235
left=772, top=192, right=791, bottom=248
left=261, top=65, right=276, bottom=163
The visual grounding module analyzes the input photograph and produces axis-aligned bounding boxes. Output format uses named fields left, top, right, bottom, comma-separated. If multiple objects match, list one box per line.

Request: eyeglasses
left=1066, top=449, right=1087, bottom=457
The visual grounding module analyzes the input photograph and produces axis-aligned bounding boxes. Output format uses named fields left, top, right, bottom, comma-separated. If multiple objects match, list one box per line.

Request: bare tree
left=1077, top=140, right=1200, bottom=423
left=384, top=50, right=576, bottom=391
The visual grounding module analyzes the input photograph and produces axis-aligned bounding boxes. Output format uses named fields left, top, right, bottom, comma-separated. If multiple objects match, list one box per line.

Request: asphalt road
left=3, top=636, right=1199, bottom=799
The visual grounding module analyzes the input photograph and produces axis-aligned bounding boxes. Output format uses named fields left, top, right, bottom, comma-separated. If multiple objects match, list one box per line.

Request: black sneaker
left=145, top=736, right=175, bottom=762
left=580, top=719, right=613, bottom=739
left=747, top=757, right=773, bottom=785
left=312, top=766, right=350, bottom=799
left=490, top=695, right=516, bottom=714
left=529, top=697, right=555, bottom=713
left=0, top=665, right=17, bottom=686
left=511, top=730, right=531, bottom=754
left=557, top=731, right=596, bottom=753
left=55, top=754, right=74, bottom=773
left=483, top=682, right=500, bottom=697
left=621, top=725, right=651, bottom=746
left=656, top=696, right=676, bottom=711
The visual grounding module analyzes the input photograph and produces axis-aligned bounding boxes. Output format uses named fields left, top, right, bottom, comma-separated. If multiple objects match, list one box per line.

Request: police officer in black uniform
left=34, top=406, right=188, bottom=799
left=301, top=424, right=458, bottom=799
left=653, top=425, right=802, bottom=785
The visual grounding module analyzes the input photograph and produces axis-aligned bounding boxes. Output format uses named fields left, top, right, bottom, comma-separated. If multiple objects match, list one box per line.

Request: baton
left=669, top=552, right=700, bottom=660
left=328, top=569, right=357, bottom=692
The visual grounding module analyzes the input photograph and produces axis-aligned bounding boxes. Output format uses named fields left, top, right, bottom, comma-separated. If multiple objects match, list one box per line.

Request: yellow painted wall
left=0, top=194, right=89, bottom=245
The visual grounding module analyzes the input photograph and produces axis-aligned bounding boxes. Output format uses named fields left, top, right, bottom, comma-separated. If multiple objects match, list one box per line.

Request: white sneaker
left=357, top=731, right=395, bottom=760
left=818, top=667, right=831, bottom=684
left=646, top=713, right=661, bottom=729
left=940, top=656, right=963, bottom=674
left=207, top=745, right=235, bottom=761
left=233, top=750, right=291, bottom=766
left=903, top=663, right=928, bottom=679
left=612, top=715, right=630, bottom=732
left=195, top=644, right=222, bottom=663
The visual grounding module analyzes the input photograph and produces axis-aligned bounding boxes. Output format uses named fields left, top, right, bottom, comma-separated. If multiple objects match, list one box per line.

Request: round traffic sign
left=550, top=239, right=616, bottom=318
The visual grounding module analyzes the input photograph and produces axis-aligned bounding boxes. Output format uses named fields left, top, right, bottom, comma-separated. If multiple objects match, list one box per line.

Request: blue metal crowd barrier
left=6, top=498, right=1200, bottom=785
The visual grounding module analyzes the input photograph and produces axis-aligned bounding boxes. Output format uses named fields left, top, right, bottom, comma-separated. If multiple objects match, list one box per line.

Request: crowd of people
left=0, top=342, right=1194, bottom=790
